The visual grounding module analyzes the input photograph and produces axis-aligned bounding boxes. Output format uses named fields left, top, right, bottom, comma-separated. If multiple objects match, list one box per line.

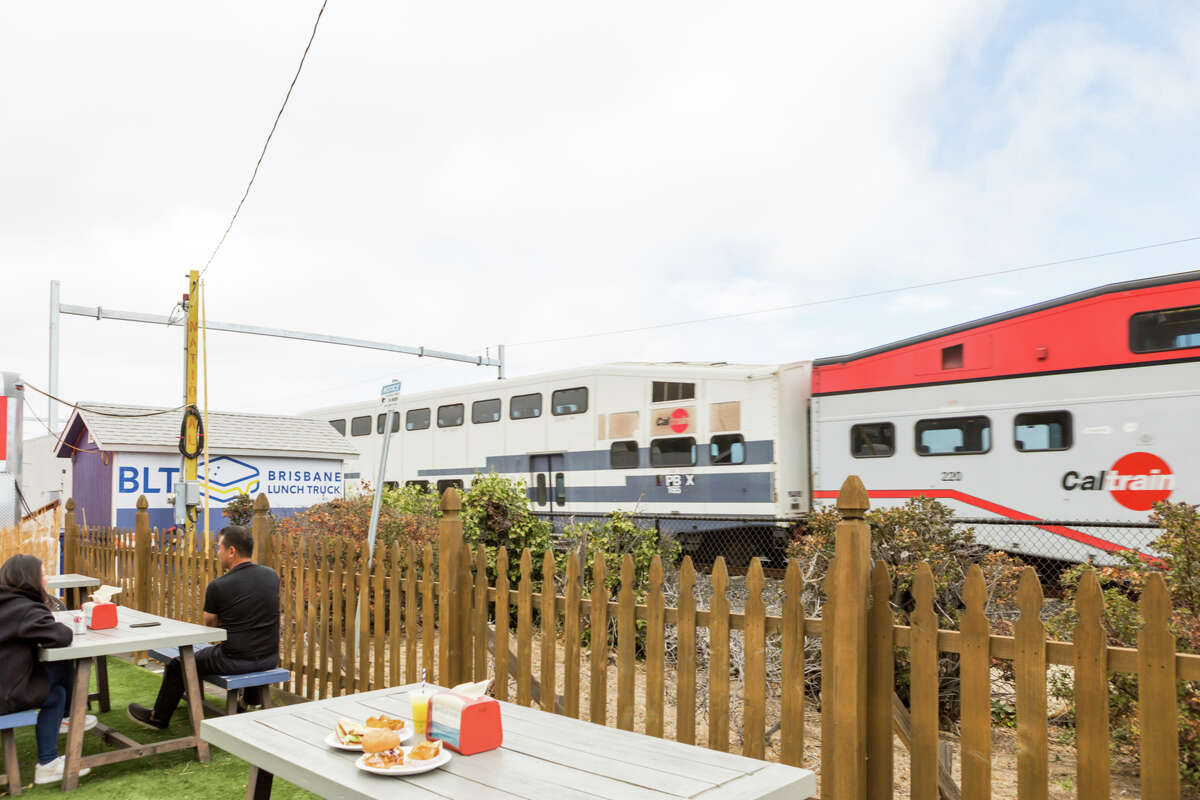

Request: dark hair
left=218, top=525, right=254, bottom=558
left=0, top=554, right=51, bottom=606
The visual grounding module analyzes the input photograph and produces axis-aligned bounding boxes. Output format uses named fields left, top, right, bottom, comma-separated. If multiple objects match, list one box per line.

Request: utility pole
left=182, top=270, right=201, bottom=547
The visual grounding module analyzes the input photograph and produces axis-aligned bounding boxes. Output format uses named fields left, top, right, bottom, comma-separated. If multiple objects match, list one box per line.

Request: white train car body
left=811, top=271, right=1200, bottom=563
left=303, top=362, right=813, bottom=518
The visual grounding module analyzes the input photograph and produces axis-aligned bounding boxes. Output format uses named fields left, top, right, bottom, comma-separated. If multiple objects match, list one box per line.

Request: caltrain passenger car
left=810, top=270, right=1200, bottom=563
left=303, top=362, right=812, bottom=518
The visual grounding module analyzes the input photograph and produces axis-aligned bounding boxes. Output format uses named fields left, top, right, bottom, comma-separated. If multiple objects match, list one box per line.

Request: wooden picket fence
left=63, top=481, right=1198, bottom=798
left=0, top=499, right=61, bottom=574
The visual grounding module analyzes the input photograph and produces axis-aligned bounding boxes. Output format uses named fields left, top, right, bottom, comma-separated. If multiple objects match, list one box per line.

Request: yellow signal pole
left=183, top=270, right=200, bottom=551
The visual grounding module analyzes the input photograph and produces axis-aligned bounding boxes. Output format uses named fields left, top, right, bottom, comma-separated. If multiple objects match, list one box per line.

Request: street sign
left=380, top=380, right=403, bottom=406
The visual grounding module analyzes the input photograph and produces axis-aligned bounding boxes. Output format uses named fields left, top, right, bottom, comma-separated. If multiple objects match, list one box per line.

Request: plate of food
left=355, top=732, right=450, bottom=776
left=327, top=716, right=411, bottom=751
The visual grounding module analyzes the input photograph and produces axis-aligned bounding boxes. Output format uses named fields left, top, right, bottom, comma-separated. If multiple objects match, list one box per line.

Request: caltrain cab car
left=810, top=270, right=1200, bottom=564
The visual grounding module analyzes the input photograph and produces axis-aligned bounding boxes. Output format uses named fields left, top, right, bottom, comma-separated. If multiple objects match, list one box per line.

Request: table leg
left=62, top=658, right=93, bottom=791
left=178, top=645, right=211, bottom=762
left=94, top=656, right=111, bottom=713
left=245, top=766, right=274, bottom=800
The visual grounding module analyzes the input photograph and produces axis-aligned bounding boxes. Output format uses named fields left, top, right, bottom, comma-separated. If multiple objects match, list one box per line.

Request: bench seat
left=148, top=646, right=289, bottom=714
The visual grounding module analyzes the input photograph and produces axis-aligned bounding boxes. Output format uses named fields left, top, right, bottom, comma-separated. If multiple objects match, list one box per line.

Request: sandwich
left=364, top=715, right=406, bottom=731
left=408, top=739, right=442, bottom=761
left=335, top=719, right=365, bottom=746
left=362, top=728, right=405, bottom=769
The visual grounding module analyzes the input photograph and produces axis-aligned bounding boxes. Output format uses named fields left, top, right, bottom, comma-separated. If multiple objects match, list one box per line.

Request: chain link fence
left=534, top=511, right=1162, bottom=578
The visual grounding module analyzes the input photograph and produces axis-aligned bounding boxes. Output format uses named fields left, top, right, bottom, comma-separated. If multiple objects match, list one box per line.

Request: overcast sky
left=3, top=1, right=1199, bottom=432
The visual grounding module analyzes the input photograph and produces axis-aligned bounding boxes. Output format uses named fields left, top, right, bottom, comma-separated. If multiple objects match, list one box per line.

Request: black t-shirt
left=203, top=562, right=280, bottom=661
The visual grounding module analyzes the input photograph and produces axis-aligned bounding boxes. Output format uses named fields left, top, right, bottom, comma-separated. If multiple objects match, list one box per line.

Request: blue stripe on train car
left=417, top=440, right=774, bottom=477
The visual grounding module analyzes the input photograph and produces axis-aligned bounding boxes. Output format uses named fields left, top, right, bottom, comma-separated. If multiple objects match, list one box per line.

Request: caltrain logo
left=199, top=456, right=261, bottom=503
left=1060, top=452, right=1174, bottom=511
left=669, top=408, right=689, bottom=433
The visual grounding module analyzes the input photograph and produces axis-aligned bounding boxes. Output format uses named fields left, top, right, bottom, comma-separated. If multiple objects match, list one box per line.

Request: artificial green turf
left=1, top=658, right=318, bottom=799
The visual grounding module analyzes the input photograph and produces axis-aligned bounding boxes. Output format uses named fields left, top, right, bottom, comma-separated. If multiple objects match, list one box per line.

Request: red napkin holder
left=84, top=602, right=118, bottom=630
left=426, top=691, right=502, bottom=755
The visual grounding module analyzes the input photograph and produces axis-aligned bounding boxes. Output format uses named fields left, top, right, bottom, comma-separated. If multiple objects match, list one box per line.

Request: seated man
left=127, top=525, right=279, bottom=729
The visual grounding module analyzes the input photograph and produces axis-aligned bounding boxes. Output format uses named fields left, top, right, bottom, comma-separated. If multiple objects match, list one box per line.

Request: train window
left=472, top=398, right=501, bottom=424
left=610, top=440, right=639, bottom=469
left=851, top=423, right=894, bottom=458
left=941, top=344, right=964, bottom=369
left=406, top=408, right=430, bottom=431
left=551, top=387, right=588, bottom=415
left=650, top=436, right=697, bottom=467
left=377, top=413, right=386, bottom=434
left=555, top=473, right=566, bottom=506
left=1129, top=304, right=1200, bottom=353
left=383, top=481, right=399, bottom=491
left=392, top=413, right=401, bottom=433
left=1014, top=411, right=1072, bottom=452
left=405, top=480, right=431, bottom=490
left=915, top=416, right=990, bottom=456
left=437, top=404, right=465, bottom=428
left=510, top=393, right=542, bottom=420
left=534, top=474, right=548, bottom=506
left=350, top=415, right=372, bottom=436
left=329, top=419, right=347, bottom=436
left=652, top=381, right=695, bottom=403
left=436, top=479, right=464, bottom=494
left=710, top=434, right=746, bottom=465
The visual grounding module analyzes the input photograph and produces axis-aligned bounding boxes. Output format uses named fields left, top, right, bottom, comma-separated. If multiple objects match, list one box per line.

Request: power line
left=506, top=234, right=1200, bottom=348
left=22, top=382, right=186, bottom=418
left=200, top=0, right=330, bottom=276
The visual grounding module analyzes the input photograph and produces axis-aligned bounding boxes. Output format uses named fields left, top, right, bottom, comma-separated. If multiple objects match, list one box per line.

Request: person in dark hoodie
left=0, top=554, right=93, bottom=785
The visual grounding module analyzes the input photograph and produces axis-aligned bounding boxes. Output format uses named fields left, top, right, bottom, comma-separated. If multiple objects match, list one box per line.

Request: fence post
left=64, top=497, right=77, bottom=575
left=134, top=495, right=151, bottom=613
left=439, top=487, right=466, bottom=687
left=252, top=493, right=273, bottom=568
left=826, top=475, right=870, bottom=800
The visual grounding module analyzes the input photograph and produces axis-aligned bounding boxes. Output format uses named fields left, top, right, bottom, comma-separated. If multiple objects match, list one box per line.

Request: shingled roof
left=55, top=403, right=358, bottom=459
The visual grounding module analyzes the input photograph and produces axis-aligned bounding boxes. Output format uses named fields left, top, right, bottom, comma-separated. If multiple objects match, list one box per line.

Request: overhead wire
left=21, top=383, right=186, bottom=417
left=200, top=0, right=330, bottom=277
left=21, top=396, right=99, bottom=456
left=505, top=234, right=1200, bottom=348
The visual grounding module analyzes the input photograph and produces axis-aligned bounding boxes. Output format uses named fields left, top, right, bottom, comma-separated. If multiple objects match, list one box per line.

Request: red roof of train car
left=812, top=270, right=1200, bottom=396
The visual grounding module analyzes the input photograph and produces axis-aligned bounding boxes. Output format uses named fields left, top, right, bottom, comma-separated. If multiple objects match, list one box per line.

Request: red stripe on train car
left=811, top=488, right=1140, bottom=555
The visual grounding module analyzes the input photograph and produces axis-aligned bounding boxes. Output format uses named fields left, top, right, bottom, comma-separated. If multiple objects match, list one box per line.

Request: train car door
left=530, top=453, right=566, bottom=509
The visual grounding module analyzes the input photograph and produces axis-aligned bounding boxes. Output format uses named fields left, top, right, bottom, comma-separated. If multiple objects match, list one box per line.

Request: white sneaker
left=58, top=714, right=98, bottom=735
left=34, top=756, right=91, bottom=785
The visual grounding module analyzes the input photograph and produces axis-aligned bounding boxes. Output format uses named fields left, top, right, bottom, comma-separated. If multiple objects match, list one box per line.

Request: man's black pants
left=152, top=645, right=278, bottom=721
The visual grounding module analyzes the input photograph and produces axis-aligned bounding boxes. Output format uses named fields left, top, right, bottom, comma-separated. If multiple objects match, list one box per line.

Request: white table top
left=46, top=573, right=101, bottom=591
left=41, top=606, right=226, bottom=662
left=202, top=684, right=816, bottom=800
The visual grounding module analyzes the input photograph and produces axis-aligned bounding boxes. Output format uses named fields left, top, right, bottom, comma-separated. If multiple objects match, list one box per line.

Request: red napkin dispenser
left=83, top=602, right=118, bottom=630
left=427, top=691, right=502, bottom=755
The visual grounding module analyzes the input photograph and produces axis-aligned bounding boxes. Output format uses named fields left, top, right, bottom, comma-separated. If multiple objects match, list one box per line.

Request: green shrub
left=1047, top=500, right=1200, bottom=790
left=273, top=484, right=439, bottom=554
left=562, top=510, right=681, bottom=602
left=461, top=472, right=553, bottom=588
left=787, top=496, right=1024, bottom=725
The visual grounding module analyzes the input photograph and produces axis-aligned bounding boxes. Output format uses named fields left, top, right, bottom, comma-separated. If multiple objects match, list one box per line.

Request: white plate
left=355, top=745, right=451, bottom=776
left=326, top=728, right=413, bottom=751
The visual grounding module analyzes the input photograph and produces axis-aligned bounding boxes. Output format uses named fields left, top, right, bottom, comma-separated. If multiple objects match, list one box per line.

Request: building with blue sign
left=55, top=403, right=357, bottom=530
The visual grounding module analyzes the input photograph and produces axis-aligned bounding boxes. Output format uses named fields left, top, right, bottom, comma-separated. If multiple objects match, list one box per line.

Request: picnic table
left=41, top=606, right=227, bottom=791
left=45, top=574, right=100, bottom=608
left=202, top=683, right=817, bottom=800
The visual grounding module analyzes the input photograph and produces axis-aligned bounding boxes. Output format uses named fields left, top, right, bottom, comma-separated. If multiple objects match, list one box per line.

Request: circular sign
left=669, top=408, right=689, bottom=434
left=1109, top=451, right=1173, bottom=511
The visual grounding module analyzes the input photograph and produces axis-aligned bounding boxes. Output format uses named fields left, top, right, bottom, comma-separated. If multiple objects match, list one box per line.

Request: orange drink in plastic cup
left=410, top=688, right=433, bottom=736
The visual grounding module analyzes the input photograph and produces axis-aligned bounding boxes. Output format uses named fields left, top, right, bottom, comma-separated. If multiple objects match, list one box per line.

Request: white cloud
left=2, top=1, right=1200, bottom=426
